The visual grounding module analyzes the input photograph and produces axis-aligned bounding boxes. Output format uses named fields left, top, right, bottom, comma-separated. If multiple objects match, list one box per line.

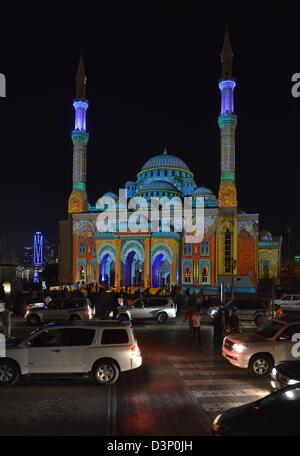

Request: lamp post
left=230, top=258, right=237, bottom=299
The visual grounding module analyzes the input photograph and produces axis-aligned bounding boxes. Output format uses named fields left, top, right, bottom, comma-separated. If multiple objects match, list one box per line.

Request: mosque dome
left=259, top=229, right=273, bottom=242
left=103, top=192, right=118, bottom=200
left=192, top=186, right=214, bottom=197
left=136, top=180, right=180, bottom=193
left=141, top=151, right=190, bottom=172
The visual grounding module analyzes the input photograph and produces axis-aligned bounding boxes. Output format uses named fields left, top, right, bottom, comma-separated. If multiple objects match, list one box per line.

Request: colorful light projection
left=33, top=231, right=43, bottom=267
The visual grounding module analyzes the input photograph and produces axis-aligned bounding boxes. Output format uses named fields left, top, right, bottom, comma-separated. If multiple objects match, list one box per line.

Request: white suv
left=0, top=321, right=142, bottom=386
left=117, top=297, right=177, bottom=323
left=222, top=317, right=300, bottom=376
left=274, top=294, right=300, bottom=311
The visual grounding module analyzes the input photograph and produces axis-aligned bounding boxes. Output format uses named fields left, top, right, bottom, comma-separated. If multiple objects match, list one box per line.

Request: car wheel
left=250, top=354, right=273, bottom=377
left=156, top=312, right=168, bottom=324
left=118, top=313, right=129, bottom=322
left=27, top=314, right=41, bottom=326
left=92, top=360, right=119, bottom=385
left=0, top=360, right=20, bottom=386
left=69, top=314, right=81, bottom=322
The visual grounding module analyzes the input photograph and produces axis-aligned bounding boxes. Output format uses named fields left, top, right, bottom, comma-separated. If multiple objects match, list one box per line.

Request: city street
left=0, top=318, right=271, bottom=436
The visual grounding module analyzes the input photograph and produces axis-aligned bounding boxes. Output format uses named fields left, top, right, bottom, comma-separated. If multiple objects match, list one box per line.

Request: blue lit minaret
left=68, top=53, right=89, bottom=213
left=218, top=27, right=237, bottom=208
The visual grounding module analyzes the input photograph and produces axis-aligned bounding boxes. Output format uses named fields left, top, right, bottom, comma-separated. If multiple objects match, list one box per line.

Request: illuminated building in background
left=59, top=31, right=282, bottom=292
left=34, top=232, right=43, bottom=267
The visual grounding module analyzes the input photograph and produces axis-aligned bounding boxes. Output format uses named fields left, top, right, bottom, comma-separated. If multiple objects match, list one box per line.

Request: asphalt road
left=0, top=318, right=270, bottom=436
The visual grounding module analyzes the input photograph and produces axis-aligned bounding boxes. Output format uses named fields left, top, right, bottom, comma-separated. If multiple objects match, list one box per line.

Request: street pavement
left=0, top=316, right=271, bottom=436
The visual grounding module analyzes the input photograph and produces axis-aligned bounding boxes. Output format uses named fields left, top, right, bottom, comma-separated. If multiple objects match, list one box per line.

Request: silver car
left=117, top=297, right=177, bottom=324
left=222, top=317, right=300, bottom=376
left=208, top=299, right=269, bottom=326
left=24, top=298, right=95, bottom=325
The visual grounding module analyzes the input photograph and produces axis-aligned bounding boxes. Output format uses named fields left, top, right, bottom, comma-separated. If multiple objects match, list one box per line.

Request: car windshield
left=255, top=320, right=285, bottom=338
left=16, top=327, right=42, bottom=345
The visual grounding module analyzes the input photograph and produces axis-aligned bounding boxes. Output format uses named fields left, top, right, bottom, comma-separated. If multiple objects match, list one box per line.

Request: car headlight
left=271, top=367, right=277, bottom=379
left=232, top=343, right=248, bottom=353
left=288, top=379, right=299, bottom=385
left=213, top=414, right=222, bottom=425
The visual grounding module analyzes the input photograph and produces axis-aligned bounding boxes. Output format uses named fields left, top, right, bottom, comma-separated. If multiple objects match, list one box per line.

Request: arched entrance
left=151, top=244, right=173, bottom=288
left=121, top=241, right=144, bottom=287
left=97, top=244, right=116, bottom=286
left=99, top=253, right=115, bottom=286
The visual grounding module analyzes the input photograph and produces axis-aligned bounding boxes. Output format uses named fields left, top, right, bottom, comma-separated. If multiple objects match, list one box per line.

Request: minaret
left=68, top=53, right=89, bottom=213
left=218, top=27, right=237, bottom=208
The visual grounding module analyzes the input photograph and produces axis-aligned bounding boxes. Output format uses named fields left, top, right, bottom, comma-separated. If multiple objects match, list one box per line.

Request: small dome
left=193, top=186, right=215, bottom=197
left=103, top=192, right=118, bottom=200
left=125, top=181, right=135, bottom=187
left=136, top=180, right=180, bottom=193
left=260, top=230, right=273, bottom=242
left=142, top=153, right=190, bottom=172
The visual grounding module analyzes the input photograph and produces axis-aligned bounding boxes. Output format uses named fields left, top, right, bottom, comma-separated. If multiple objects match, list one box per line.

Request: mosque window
left=200, top=241, right=210, bottom=256
left=164, top=170, right=167, bottom=176
left=151, top=171, right=153, bottom=177
left=201, top=267, right=208, bottom=283
left=224, top=228, right=231, bottom=273
left=184, top=268, right=191, bottom=283
left=79, top=241, right=86, bottom=256
left=184, top=243, right=192, bottom=256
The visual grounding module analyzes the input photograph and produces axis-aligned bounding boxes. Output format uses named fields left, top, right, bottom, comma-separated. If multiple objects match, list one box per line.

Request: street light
left=230, top=258, right=237, bottom=299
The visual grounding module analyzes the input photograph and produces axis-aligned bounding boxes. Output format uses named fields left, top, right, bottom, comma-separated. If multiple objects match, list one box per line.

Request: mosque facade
left=59, top=31, right=281, bottom=293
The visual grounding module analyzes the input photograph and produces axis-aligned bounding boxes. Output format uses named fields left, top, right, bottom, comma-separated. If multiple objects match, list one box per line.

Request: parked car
left=274, top=294, right=300, bottom=311
left=0, top=320, right=142, bottom=386
left=117, top=297, right=177, bottom=324
left=212, top=383, right=300, bottom=435
left=208, top=299, right=269, bottom=326
left=222, top=317, right=300, bottom=376
left=271, top=361, right=300, bottom=390
left=24, top=298, right=95, bottom=325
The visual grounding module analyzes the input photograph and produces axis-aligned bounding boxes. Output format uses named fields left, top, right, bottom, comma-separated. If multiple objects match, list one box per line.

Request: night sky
left=1, top=5, right=300, bottom=253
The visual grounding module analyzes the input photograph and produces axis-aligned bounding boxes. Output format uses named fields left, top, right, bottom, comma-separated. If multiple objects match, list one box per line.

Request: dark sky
left=1, top=4, right=300, bottom=253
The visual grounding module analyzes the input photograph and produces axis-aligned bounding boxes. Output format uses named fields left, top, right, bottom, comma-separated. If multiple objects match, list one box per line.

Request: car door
left=128, top=299, right=147, bottom=319
left=273, top=324, right=300, bottom=363
left=290, top=295, right=300, bottom=310
left=27, top=328, right=64, bottom=373
left=280, top=295, right=292, bottom=308
left=43, top=299, right=62, bottom=321
left=58, top=328, right=96, bottom=373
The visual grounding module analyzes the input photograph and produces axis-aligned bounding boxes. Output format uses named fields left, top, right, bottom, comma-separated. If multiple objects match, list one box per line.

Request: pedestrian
left=191, top=309, right=201, bottom=343
left=213, top=307, right=224, bottom=342
left=0, top=300, right=12, bottom=339
left=175, top=288, right=185, bottom=318
left=184, top=304, right=197, bottom=331
left=229, top=306, right=239, bottom=333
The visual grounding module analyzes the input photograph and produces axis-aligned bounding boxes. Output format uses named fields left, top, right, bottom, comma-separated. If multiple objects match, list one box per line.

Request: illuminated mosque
left=59, top=30, right=282, bottom=293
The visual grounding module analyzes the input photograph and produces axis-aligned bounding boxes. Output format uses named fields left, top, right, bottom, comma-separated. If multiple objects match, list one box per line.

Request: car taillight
left=130, top=344, right=136, bottom=353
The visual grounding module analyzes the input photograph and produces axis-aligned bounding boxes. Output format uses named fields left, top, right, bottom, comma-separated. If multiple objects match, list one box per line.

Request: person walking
left=192, top=309, right=202, bottom=343
left=213, top=307, right=225, bottom=342
left=229, top=306, right=239, bottom=333
left=184, top=304, right=197, bottom=331
left=175, top=288, right=185, bottom=318
left=0, top=300, right=12, bottom=339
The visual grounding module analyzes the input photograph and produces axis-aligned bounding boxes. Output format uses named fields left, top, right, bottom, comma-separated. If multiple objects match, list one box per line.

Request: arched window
left=185, top=267, right=191, bottom=283
left=184, top=243, right=192, bottom=256
left=201, top=267, right=208, bottom=283
left=79, top=241, right=86, bottom=256
left=224, top=228, right=231, bottom=273
left=200, top=241, right=209, bottom=256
